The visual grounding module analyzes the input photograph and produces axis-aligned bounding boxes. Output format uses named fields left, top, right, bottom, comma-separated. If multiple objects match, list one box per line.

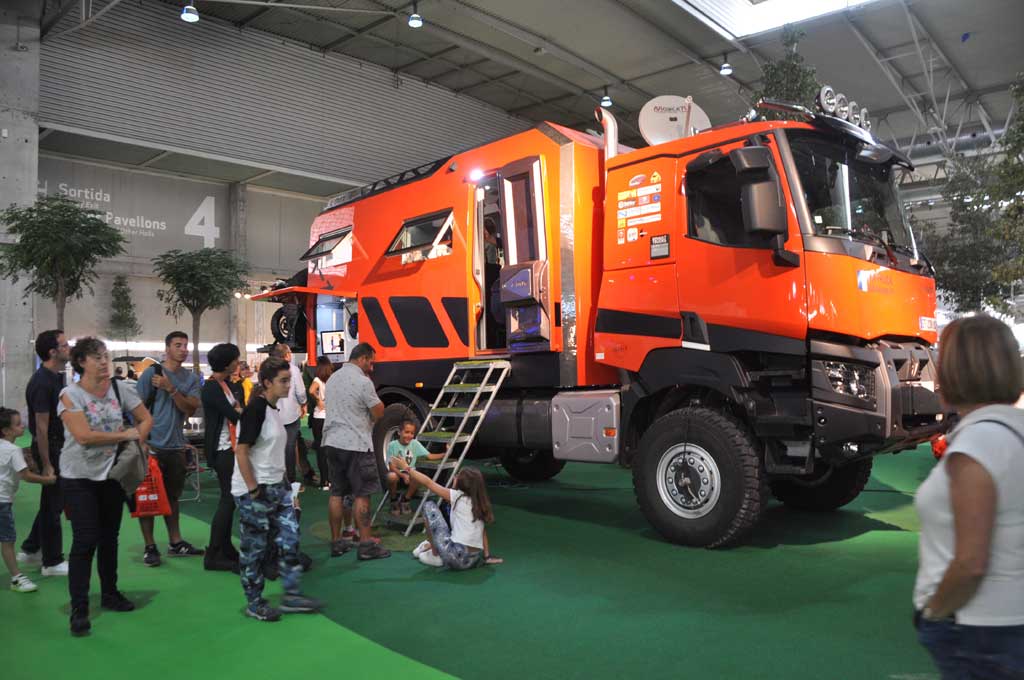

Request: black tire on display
left=632, top=407, right=766, bottom=548
left=770, top=458, right=873, bottom=511
left=372, top=403, right=419, bottom=480
left=499, top=448, right=566, bottom=482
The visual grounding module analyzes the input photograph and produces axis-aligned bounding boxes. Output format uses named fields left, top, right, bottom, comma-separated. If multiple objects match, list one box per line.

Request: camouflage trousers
left=234, top=482, right=302, bottom=607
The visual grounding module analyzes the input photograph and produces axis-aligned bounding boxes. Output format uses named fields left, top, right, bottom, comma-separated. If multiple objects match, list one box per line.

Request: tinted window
left=687, top=157, right=773, bottom=248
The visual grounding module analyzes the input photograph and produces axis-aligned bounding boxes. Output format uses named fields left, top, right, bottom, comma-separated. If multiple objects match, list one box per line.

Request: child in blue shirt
left=386, top=419, right=443, bottom=515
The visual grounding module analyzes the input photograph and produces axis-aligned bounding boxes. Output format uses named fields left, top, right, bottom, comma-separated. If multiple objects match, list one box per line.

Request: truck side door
left=678, top=138, right=807, bottom=345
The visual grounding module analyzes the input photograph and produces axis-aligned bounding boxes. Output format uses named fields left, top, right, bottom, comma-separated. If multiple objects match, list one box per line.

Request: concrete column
left=0, top=4, right=40, bottom=408
left=228, top=182, right=248, bottom=348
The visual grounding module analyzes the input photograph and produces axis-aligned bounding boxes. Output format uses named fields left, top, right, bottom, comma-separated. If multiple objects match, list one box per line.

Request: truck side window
left=498, top=157, right=547, bottom=264
left=386, top=209, right=454, bottom=264
left=687, top=157, right=773, bottom=249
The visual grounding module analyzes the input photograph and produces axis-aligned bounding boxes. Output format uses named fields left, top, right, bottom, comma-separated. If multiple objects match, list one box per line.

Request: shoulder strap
left=110, top=380, right=131, bottom=425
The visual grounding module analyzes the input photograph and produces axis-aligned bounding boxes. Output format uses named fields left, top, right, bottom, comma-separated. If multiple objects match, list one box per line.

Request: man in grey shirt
left=322, top=342, right=389, bottom=560
left=135, top=331, right=205, bottom=567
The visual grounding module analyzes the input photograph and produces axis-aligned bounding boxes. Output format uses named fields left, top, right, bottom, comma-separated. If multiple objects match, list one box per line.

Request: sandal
left=485, top=555, right=504, bottom=565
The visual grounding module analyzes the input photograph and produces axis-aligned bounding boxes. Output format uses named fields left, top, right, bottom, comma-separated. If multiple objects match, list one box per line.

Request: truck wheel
left=500, top=449, right=566, bottom=482
left=372, top=403, right=419, bottom=478
left=633, top=407, right=766, bottom=548
left=770, top=458, right=873, bottom=511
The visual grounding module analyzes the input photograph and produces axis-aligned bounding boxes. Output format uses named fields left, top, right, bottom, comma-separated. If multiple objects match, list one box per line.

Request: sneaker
left=101, top=591, right=136, bottom=612
left=16, top=550, right=41, bottom=566
left=411, top=540, right=432, bottom=558
left=143, top=544, right=161, bottom=567
left=280, top=594, right=323, bottom=613
left=418, top=550, right=443, bottom=567
left=168, top=541, right=205, bottom=557
left=341, top=528, right=357, bottom=541
left=41, top=561, right=70, bottom=577
left=400, top=500, right=412, bottom=515
left=70, top=607, right=91, bottom=636
left=389, top=504, right=401, bottom=517
left=10, top=573, right=38, bottom=593
left=330, top=539, right=354, bottom=557
left=357, top=541, right=391, bottom=561
left=245, top=601, right=282, bottom=622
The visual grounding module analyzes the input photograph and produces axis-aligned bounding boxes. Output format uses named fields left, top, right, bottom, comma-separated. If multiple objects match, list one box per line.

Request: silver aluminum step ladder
left=373, top=359, right=510, bottom=536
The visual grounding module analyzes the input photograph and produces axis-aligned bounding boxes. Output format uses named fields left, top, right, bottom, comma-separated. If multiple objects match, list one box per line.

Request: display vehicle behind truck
left=256, top=85, right=946, bottom=548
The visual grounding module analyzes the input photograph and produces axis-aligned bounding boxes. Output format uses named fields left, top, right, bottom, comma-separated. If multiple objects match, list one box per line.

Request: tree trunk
left=191, top=312, right=202, bottom=375
left=55, top=280, right=66, bottom=331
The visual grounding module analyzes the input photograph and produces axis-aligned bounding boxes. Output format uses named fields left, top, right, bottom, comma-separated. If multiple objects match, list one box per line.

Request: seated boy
left=386, top=420, right=443, bottom=515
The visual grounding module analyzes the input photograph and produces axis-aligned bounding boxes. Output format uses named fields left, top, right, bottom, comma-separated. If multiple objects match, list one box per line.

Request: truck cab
left=257, top=93, right=945, bottom=548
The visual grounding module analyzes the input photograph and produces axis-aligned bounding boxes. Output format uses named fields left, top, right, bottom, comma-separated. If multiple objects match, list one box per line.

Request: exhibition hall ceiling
left=38, top=0, right=1023, bottom=211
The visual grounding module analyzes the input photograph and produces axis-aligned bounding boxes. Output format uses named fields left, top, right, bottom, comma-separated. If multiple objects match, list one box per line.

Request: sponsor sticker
left=637, top=183, right=662, bottom=197
left=617, top=218, right=626, bottom=228
left=617, top=209, right=628, bottom=218
left=919, top=316, right=937, bottom=332
left=650, top=171, right=662, bottom=183
left=653, top=194, right=661, bottom=202
left=628, top=174, right=647, bottom=187
left=626, top=227, right=639, bottom=242
left=617, top=228, right=626, bottom=245
left=618, top=199, right=636, bottom=209
left=627, top=214, right=662, bottom=227
left=617, top=189, right=637, bottom=200
left=638, top=195, right=651, bottom=206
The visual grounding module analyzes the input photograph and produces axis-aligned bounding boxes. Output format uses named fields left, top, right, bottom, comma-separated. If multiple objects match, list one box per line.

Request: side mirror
left=728, top=147, right=787, bottom=237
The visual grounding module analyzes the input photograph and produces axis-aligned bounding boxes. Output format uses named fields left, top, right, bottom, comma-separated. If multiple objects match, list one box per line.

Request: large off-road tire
left=500, top=448, right=566, bottom=482
left=372, top=403, right=419, bottom=479
left=633, top=407, right=766, bottom=548
left=270, top=304, right=306, bottom=348
left=770, top=458, right=873, bottom=511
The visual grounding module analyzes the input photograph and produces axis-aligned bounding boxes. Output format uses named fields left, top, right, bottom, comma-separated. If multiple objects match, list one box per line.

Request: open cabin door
left=496, top=156, right=551, bottom=353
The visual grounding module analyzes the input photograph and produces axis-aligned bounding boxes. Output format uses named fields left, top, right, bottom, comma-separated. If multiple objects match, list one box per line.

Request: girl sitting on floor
left=391, top=458, right=502, bottom=569
left=386, top=419, right=443, bottom=515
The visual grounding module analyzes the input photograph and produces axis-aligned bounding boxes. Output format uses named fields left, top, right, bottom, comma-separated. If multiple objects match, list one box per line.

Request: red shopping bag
left=131, top=456, right=172, bottom=518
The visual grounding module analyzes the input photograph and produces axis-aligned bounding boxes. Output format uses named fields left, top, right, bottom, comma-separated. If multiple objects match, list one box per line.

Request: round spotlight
left=720, top=54, right=733, bottom=76
left=234, top=291, right=242, bottom=299
left=408, top=2, right=423, bottom=28
left=468, top=168, right=484, bottom=182
left=600, top=87, right=612, bottom=108
left=180, top=3, right=199, bottom=23
left=848, top=101, right=860, bottom=126
left=859, top=107, right=870, bottom=131
left=834, top=93, right=850, bottom=120
left=817, top=85, right=836, bottom=114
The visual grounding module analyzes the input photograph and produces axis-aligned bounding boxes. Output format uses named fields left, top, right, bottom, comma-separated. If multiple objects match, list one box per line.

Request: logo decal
left=628, top=174, right=646, bottom=187
left=650, top=171, right=662, bottom=183
left=919, top=317, right=936, bottom=332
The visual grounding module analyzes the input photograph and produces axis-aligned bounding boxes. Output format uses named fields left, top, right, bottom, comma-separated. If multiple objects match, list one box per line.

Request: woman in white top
left=391, top=460, right=501, bottom=570
left=914, top=315, right=1024, bottom=678
left=308, top=357, right=332, bottom=488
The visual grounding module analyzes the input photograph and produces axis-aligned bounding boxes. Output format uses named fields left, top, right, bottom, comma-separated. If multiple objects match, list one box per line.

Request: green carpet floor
left=2, top=443, right=940, bottom=680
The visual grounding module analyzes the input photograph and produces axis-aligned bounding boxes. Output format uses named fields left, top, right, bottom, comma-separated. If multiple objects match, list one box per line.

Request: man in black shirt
left=17, top=330, right=71, bottom=574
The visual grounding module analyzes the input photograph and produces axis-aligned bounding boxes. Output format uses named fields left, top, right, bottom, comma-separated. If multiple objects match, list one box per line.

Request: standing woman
left=59, top=337, right=152, bottom=636
left=201, top=343, right=244, bottom=572
left=914, top=315, right=1024, bottom=678
left=309, top=357, right=332, bottom=489
left=233, top=357, right=321, bottom=621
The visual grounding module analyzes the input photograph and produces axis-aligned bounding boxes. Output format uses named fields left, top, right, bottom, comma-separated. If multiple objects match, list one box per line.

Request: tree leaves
left=109, top=274, right=142, bottom=341
left=152, top=248, right=249, bottom=320
left=753, top=25, right=820, bottom=120
left=0, top=194, right=127, bottom=304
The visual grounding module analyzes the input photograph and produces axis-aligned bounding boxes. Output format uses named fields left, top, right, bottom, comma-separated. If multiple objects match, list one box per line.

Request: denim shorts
left=918, top=615, right=1024, bottom=679
left=0, top=503, right=15, bottom=543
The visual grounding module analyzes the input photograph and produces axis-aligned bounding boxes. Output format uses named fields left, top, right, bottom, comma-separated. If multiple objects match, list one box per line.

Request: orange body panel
left=805, top=252, right=937, bottom=343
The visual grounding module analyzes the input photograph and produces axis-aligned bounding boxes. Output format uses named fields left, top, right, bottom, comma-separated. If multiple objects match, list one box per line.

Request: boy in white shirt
left=0, top=408, right=57, bottom=593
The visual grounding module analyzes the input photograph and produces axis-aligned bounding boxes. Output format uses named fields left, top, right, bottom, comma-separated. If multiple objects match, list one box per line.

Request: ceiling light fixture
left=600, top=87, right=612, bottom=108
left=408, top=2, right=423, bottom=28
left=719, top=54, right=733, bottom=76
left=180, top=3, right=199, bottom=23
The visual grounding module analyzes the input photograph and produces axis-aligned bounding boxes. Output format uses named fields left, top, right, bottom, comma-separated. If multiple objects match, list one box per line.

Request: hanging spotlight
left=834, top=93, right=850, bottom=120
left=180, top=3, right=199, bottom=23
left=600, top=87, right=612, bottom=108
left=719, top=54, right=733, bottom=76
left=408, top=2, right=423, bottom=28
left=817, top=85, right=836, bottom=114
left=848, top=100, right=860, bottom=126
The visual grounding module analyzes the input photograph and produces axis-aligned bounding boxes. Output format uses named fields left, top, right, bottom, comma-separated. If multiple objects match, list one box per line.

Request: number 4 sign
left=185, top=196, right=220, bottom=247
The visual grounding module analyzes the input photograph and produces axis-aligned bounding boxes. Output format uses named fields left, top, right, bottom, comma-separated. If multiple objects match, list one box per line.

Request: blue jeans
left=234, top=482, right=302, bottom=607
left=918, top=617, right=1024, bottom=679
left=423, top=500, right=483, bottom=571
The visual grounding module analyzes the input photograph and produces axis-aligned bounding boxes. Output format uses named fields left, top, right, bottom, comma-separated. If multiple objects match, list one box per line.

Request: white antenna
left=638, top=95, right=712, bottom=145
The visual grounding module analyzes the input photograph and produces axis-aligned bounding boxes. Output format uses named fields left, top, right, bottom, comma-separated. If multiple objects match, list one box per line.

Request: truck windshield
left=789, top=130, right=916, bottom=255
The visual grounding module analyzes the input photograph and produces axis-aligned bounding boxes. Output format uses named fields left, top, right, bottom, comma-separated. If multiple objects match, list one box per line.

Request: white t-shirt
left=231, top=397, right=287, bottom=496
left=312, top=377, right=326, bottom=420
left=275, top=363, right=307, bottom=425
left=914, top=406, right=1024, bottom=625
left=449, top=489, right=484, bottom=549
left=0, top=440, right=28, bottom=503
left=218, top=387, right=238, bottom=451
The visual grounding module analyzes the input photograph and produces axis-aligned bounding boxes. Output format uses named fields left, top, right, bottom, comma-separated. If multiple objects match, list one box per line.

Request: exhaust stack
left=595, top=107, right=619, bottom=164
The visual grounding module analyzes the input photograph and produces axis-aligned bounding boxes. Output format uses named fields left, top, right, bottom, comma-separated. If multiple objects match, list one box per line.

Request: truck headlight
left=823, top=361, right=875, bottom=400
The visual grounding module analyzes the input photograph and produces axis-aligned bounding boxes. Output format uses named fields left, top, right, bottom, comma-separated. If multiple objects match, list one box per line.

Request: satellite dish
left=638, top=95, right=712, bottom=145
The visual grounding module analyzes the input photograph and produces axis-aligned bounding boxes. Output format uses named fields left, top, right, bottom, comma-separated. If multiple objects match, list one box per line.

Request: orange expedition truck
left=257, top=91, right=945, bottom=548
